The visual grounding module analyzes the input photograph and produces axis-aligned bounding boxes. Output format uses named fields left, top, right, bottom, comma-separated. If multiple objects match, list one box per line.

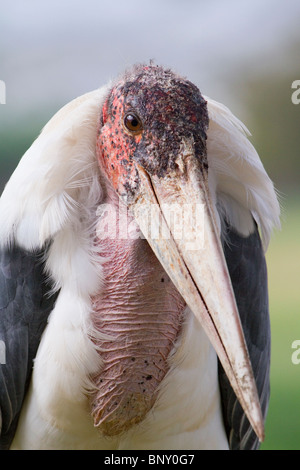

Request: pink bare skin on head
left=90, top=188, right=186, bottom=436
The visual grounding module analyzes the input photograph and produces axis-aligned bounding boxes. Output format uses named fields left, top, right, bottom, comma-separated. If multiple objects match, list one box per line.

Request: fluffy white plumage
left=0, top=89, right=280, bottom=252
left=0, top=84, right=280, bottom=449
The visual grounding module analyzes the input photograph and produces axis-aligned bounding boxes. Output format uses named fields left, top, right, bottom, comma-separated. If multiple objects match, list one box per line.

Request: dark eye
left=124, top=113, right=143, bottom=133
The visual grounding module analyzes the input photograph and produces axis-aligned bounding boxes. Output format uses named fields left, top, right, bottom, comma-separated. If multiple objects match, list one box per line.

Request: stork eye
left=124, top=113, right=143, bottom=133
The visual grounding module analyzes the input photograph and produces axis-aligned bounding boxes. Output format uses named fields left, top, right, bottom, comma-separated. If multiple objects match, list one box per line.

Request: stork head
left=97, top=65, right=208, bottom=202
left=96, top=64, right=264, bottom=441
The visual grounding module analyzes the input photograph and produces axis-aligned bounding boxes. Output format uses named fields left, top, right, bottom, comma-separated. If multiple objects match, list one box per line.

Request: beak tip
left=258, top=427, right=265, bottom=444
left=258, top=418, right=265, bottom=443
left=248, top=401, right=265, bottom=443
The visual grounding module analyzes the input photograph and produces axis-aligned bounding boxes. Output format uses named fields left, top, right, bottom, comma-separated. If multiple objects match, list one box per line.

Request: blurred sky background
left=0, top=0, right=300, bottom=450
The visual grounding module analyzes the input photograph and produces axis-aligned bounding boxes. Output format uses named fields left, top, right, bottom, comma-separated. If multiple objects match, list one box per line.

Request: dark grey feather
left=0, top=244, right=58, bottom=449
left=219, top=221, right=271, bottom=450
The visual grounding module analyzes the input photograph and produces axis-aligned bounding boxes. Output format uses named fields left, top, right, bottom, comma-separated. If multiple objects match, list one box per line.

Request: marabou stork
left=0, top=64, right=280, bottom=450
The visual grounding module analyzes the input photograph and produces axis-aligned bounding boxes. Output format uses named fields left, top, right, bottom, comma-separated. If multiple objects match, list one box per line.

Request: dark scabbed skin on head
left=99, top=64, right=209, bottom=198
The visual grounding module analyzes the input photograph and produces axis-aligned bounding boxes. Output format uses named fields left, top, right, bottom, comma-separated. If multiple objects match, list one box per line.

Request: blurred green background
left=240, top=68, right=300, bottom=450
left=0, top=0, right=299, bottom=450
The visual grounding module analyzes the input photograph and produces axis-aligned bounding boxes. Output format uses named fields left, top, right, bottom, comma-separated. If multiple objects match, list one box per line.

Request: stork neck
left=90, top=185, right=185, bottom=436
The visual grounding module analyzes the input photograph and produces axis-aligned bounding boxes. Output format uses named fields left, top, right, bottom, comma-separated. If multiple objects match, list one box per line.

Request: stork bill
left=0, top=64, right=280, bottom=450
left=129, top=165, right=264, bottom=441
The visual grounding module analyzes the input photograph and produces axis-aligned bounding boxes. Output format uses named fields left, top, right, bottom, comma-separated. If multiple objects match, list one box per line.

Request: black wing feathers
left=219, top=222, right=271, bottom=450
left=0, top=244, right=57, bottom=449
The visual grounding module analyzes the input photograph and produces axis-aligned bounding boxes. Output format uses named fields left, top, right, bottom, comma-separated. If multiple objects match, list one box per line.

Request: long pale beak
left=127, top=153, right=264, bottom=442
